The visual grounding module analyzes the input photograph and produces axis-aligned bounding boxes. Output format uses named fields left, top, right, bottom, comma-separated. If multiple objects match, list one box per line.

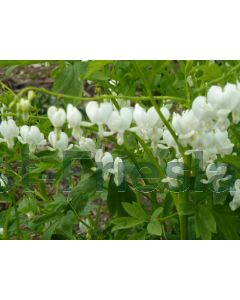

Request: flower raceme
left=2, top=82, right=240, bottom=209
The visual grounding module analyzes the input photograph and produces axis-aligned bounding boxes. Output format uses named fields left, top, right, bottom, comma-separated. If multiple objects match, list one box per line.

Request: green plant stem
left=172, top=193, right=188, bottom=240
left=67, top=198, right=93, bottom=231
left=0, top=113, right=48, bottom=120
left=179, top=212, right=187, bottom=240
left=160, top=212, right=178, bottom=221
left=184, top=61, right=191, bottom=107
left=9, top=86, right=186, bottom=108
left=95, top=198, right=103, bottom=230
left=12, top=196, right=21, bottom=239
left=135, top=134, right=165, bottom=178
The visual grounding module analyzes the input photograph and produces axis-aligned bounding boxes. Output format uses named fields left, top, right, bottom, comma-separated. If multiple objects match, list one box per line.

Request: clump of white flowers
left=169, top=84, right=235, bottom=168
left=2, top=81, right=240, bottom=207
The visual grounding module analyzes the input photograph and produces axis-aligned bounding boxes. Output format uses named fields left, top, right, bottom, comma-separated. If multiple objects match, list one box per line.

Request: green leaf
left=195, top=204, right=216, bottom=240
left=146, top=207, right=163, bottom=237
left=220, top=155, right=240, bottom=171
left=52, top=62, right=83, bottom=98
left=85, top=60, right=112, bottom=78
left=122, top=202, right=147, bottom=220
left=70, top=174, right=97, bottom=213
left=213, top=205, right=240, bottom=240
left=107, top=176, right=137, bottom=216
left=112, top=217, right=145, bottom=232
left=151, top=207, right=163, bottom=219
left=147, top=219, right=162, bottom=236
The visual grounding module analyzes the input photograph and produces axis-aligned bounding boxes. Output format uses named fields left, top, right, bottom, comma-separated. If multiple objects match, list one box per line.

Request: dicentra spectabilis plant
left=1, top=60, right=240, bottom=240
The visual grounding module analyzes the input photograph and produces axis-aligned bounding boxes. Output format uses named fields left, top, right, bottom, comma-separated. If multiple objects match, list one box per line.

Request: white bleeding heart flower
left=94, top=150, right=123, bottom=185
left=95, top=149, right=113, bottom=166
left=95, top=149, right=114, bottom=181
left=67, top=104, right=82, bottom=128
left=229, top=179, right=240, bottom=211
left=172, top=110, right=199, bottom=146
left=131, top=104, right=169, bottom=147
left=207, top=85, right=231, bottom=124
left=86, top=101, right=113, bottom=135
left=107, top=107, right=132, bottom=145
left=207, top=85, right=225, bottom=110
left=112, top=157, right=124, bottom=186
left=48, top=131, right=71, bottom=158
left=78, top=137, right=96, bottom=158
left=214, top=129, right=234, bottom=156
left=192, top=96, right=214, bottom=121
left=47, top=106, right=66, bottom=128
left=133, top=104, right=148, bottom=127
left=159, top=129, right=177, bottom=150
left=66, top=104, right=83, bottom=140
left=0, top=119, right=19, bottom=149
left=162, top=159, right=184, bottom=188
left=101, top=152, right=114, bottom=169
left=201, top=163, right=231, bottom=191
left=223, top=83, right=240, bottom=112
left=133, top=104, right=169, bottom=129
left=18, top=125, right=46, bottom=152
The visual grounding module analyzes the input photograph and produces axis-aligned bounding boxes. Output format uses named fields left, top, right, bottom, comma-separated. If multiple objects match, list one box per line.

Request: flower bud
left=19, top=98, right=31, bottom=112
left=27, top=90, right=36, bottom=102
